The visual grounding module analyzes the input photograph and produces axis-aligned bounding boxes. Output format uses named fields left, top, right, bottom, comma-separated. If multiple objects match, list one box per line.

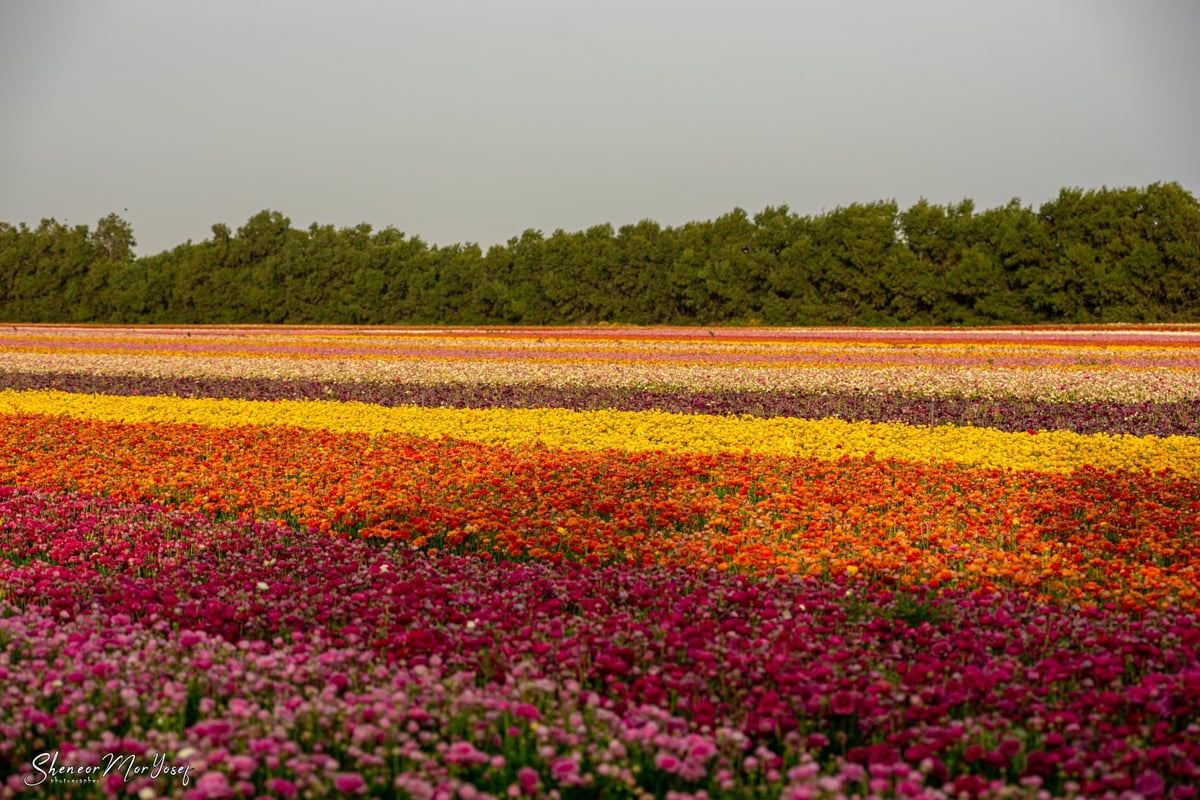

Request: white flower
left=465, top=620, right=477, bottom=630
left=255, top=581, right=269, bottom=591
left=379, top=564, right=391, bottom=574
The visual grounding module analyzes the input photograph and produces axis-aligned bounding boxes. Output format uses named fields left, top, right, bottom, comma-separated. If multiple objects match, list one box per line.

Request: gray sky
left=1, top=0, right=1197, bottom=256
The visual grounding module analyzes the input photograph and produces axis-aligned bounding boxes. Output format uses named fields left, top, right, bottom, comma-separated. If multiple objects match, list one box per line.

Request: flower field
left=1, top=325, right=1198, bottom=799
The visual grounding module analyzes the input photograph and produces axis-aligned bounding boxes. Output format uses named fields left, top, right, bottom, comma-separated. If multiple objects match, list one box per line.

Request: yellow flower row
left=4, top=389, right=1199, bottom=477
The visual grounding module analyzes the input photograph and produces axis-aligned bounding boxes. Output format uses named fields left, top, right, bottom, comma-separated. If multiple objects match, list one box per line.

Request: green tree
left=91, top=212, right=137, bottom=262
left=1137, top=182, right=1200, bottom=320
left=2, top=184, right=1196, bottom=325
left=612, top=219, right=678, bottom=323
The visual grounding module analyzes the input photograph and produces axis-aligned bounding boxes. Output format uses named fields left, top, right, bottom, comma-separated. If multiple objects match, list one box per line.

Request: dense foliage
left=2, top=183, right=1198, bottom=325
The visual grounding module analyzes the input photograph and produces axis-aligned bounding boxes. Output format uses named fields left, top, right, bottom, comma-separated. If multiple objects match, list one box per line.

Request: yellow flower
left=3, top=389, right=1199, bottom=478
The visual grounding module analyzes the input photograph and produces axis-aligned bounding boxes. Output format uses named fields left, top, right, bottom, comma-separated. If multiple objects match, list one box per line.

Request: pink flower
left=227, top=754, right=256, bottom=778
left=517, top=766, right=541, bottom=795
left=654, top=752, right=681, bottom=773
left=788, top=762, right=820, bottom=782
left=550, top=756, right=578, bottom=779
left=998, top=738, right=1022, bottom=758
left=446, top=741, right=489, bottom=766
left=830, top=691, right=856, bottom=715
left=191, top=771, right=234, bottom=800
left=683, top=734, right=717, bottom=761
left=332, top=772, right=367, bottom=794
left=267, top=779, right=297, bottom=798
left=1134, top=770, right=1165, bottom=797
left=513, top=703, right=540, bottom=721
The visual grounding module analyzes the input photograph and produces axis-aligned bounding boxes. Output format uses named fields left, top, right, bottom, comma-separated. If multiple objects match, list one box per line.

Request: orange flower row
left=2, top=413, right=1196, bottom=611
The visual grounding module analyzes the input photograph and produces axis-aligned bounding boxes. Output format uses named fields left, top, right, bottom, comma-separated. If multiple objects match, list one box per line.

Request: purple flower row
left=2, top=486, right=1199, bottom=798
left=5, top=370, right=1199, bottom=437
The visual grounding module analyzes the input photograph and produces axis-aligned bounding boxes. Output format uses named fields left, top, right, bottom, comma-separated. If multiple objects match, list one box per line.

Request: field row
left=5, top=388, right=1200, bottom=474
left=3, top=371, right=1199, bottom=437
left=6, top=325, right=1200, bottom=403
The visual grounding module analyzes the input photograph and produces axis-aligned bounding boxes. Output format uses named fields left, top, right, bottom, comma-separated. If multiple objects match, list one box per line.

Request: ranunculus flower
left=654, top=753, right=681, bottom=773
left=830, top=691, right=856, bottom=715
left=446, top=741, right=489, bottom=766
left=332, top=772, right=366, bottom=794
left=268, top=778, right=297, bottom=798
left=1135, top=770, right=1165, bottom=797
left=517, top=766, right=541, bottom=795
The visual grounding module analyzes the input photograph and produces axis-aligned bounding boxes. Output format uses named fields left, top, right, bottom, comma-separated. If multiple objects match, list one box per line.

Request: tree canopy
left=2, top=183, right=1197, bottom=325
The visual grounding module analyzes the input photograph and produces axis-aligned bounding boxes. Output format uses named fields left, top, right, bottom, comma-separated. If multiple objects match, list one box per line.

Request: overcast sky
left=1, top=0, right=1197, bottom=256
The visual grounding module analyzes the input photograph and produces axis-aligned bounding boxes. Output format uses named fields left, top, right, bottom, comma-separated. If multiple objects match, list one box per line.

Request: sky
left=1, top=0, right=1197, bottom=256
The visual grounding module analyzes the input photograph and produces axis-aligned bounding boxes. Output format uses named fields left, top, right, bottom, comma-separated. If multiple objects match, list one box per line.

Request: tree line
left=1, top=183, right=1197, bottom=326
